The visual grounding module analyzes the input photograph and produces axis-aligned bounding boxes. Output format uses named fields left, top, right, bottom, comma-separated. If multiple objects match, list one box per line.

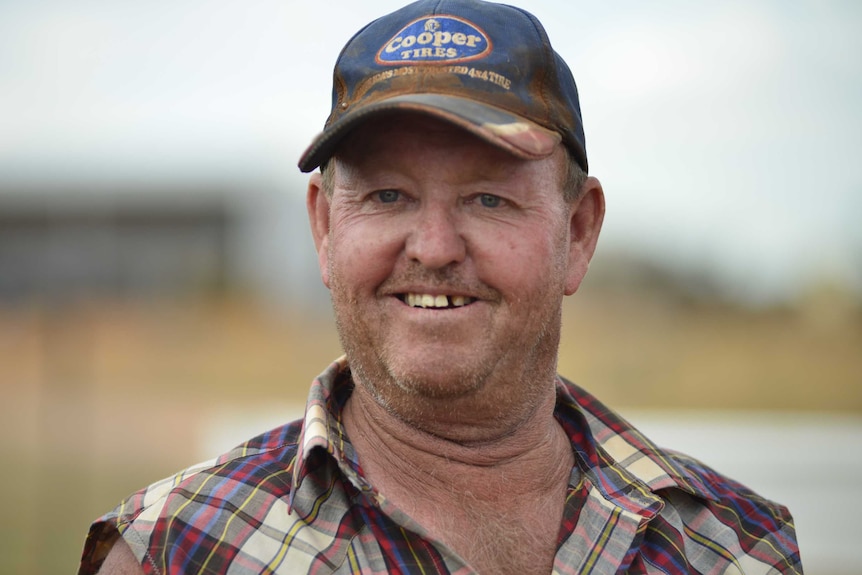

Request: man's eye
left=376, top=190, right=400, bottom=203
left=479, top=194, right=503, bottom=208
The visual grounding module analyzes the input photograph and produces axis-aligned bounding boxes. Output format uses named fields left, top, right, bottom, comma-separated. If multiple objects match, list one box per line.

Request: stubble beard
left=328, top=263, right=565, bottom=435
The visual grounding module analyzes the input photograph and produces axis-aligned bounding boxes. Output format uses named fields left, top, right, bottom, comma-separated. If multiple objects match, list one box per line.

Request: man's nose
left=404, top=203, right=467, bottom=269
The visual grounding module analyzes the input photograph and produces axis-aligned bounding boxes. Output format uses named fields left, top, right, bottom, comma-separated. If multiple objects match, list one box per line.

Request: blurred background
left=1, top=0, right=860, bottom=573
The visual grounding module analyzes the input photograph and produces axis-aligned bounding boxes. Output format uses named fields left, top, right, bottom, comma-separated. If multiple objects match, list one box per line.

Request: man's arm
left=97, top=538, right=145, bottom=575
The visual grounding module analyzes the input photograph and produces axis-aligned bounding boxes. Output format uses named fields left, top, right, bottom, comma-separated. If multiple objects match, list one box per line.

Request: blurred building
left=0, top=179, right=324, bottom=308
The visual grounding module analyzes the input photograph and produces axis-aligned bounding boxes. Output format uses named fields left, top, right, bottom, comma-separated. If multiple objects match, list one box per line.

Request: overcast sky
left=1, top=0, right=860, bottom=304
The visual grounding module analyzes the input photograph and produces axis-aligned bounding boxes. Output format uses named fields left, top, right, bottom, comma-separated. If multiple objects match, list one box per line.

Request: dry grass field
left=1, top=288, right=859, bottom=574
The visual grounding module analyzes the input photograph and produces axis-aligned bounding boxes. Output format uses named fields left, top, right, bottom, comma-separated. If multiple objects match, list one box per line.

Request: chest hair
left=423, top=489, right=566, bottom=575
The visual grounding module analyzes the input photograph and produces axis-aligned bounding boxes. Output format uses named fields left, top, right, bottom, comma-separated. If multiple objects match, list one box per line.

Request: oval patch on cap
left=376, top=15, right=492, bottom=65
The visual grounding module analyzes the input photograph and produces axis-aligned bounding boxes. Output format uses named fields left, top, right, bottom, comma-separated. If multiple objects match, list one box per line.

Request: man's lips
left=396, top=293, right=477, bottom=309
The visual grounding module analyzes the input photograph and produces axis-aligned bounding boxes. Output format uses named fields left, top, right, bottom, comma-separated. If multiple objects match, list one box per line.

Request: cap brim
left=297, top=94, right=562, bottom=173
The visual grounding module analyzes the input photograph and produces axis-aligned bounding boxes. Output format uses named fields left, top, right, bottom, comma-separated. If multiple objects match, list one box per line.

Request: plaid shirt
left=79, top=357, right=801, bottom=574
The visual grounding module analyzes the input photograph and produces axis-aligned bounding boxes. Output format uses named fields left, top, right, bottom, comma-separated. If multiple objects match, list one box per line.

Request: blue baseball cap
left=298, top=0, right=587, bottom=173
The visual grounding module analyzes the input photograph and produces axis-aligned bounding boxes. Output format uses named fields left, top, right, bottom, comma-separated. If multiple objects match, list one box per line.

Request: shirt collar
left=288, top=356, right=374, bottom=512
left=555, top=376, right=721, bottom=504
left=289, top=359, right=720, bottom=512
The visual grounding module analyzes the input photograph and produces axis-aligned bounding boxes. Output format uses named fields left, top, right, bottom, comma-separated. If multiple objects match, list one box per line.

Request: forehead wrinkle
left=331, top=115, right=569, bottom=205
left=336, top=121, right=536, bottom=188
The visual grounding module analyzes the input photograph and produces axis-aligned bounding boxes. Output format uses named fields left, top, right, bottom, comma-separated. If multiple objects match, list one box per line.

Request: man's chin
left=390, top=371, right=486, bottom=401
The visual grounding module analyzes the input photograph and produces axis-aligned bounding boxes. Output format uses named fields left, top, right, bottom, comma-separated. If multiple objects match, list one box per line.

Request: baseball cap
left=297, top=0, right=588, bottom=173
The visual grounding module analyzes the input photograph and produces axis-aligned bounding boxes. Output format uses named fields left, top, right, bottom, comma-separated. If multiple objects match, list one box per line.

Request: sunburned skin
left=305, top=111, right=605, bottom=573
left=307, top=113, right=604, bottom=442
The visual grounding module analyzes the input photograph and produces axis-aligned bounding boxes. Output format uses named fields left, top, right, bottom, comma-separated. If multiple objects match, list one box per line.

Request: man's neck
left=342, top=383, right=574, bottom=574
left=345, top=382, right=569, bottom=491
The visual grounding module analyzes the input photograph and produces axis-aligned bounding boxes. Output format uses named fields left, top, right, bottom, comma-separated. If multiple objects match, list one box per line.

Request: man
left=80, top=1, right=802, bottom=573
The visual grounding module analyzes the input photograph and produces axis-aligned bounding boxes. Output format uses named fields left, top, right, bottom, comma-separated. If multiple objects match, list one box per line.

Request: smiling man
left=80, top=1, right=802, bottom=574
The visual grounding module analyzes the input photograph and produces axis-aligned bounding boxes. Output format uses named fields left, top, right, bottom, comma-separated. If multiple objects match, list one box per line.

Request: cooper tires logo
left=376, top=15, right=492, bottom=65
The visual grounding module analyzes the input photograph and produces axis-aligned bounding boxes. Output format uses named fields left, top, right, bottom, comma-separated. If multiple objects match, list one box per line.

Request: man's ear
left=565, top=176, right=605, bottom=296
left=307, top=171, right=332, bottom=288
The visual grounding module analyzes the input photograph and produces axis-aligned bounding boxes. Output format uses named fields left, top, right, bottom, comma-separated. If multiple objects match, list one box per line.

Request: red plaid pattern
left=79, top=357, right=801, bottom=574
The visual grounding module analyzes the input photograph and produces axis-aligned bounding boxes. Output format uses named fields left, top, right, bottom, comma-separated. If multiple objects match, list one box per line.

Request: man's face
left=308, top=114, right=601, bottom=429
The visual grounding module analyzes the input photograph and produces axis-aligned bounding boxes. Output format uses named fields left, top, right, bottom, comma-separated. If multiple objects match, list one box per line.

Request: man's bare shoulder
left=97, top=539, right=145, bottom=575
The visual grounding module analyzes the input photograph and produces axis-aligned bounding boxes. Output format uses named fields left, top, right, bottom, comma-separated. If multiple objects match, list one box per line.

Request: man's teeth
left=405, top=294, right=471, bottom=308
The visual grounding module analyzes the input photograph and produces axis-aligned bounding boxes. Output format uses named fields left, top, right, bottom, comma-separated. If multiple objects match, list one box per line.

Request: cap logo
left=376, top=15, right=492, bottom=66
